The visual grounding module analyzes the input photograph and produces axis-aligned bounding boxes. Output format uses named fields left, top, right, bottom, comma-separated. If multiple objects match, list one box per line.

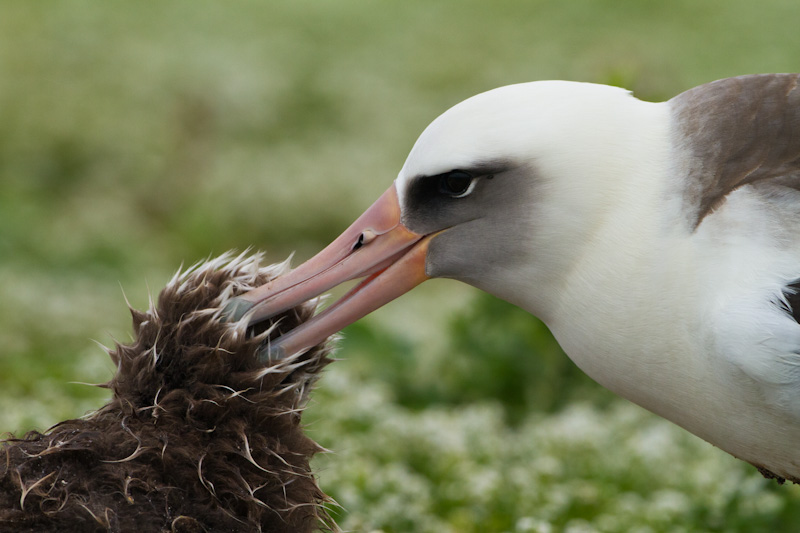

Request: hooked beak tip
left=256, top=342, right=289, bottom=363
left=221, top=298, right=256, bottom=323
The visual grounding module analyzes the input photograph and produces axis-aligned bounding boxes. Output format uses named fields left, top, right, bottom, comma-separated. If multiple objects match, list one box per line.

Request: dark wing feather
left=670, top=74, right=800, bottom=229
left=784, top=280, right=800, bottom=325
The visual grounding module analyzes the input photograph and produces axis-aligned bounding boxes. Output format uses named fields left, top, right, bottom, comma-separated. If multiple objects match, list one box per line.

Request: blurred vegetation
left=342, top=293, right=614, bottom=424
left=2, top=1, right=800, bottom=531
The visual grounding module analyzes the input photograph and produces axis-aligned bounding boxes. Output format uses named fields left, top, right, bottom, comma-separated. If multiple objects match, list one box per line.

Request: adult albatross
left=227, top=73, right=800, bottom=483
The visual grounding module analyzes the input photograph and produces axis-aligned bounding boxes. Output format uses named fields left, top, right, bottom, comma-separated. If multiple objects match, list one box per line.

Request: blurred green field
left=3, top=1, right=800, bottom=531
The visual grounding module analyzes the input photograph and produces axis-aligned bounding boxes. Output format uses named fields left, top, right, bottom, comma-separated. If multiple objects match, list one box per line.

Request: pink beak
left=226, top=183, right=431, bottom=360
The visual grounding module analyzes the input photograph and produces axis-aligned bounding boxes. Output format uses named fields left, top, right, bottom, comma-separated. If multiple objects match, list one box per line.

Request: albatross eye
left=438, top=170, right=475, bottom=198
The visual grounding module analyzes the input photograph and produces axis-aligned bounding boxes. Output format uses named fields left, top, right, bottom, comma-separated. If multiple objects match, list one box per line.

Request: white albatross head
left=226, top=80, right=668, bottom=358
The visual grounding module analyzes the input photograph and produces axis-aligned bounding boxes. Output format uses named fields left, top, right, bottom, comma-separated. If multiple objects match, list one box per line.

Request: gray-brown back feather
left=670, top=73, right=800, bottom=229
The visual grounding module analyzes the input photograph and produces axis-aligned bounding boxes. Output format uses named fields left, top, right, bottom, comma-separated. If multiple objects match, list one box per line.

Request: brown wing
left=670, top=74, right=800, bottom=229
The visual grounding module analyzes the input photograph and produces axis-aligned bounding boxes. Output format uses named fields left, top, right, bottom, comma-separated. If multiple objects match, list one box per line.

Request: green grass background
left=2, top=1, right=800, bottom=531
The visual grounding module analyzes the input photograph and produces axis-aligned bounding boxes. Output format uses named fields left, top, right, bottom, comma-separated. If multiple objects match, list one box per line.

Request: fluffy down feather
left=0, top=251, right=336, bottom=533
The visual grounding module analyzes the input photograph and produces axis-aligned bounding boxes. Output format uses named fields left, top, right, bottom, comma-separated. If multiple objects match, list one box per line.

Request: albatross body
left=230, top=74, right=800, bottom=482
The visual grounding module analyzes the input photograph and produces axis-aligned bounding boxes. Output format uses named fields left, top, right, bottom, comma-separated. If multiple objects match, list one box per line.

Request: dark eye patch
left=400, top=159, right=515, bottom=234
left=438, top=170, right=473, bottom=197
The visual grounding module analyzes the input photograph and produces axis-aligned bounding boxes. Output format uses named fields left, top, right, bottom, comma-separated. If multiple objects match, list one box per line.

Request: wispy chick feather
left=0, top=251, right=336, bottom=532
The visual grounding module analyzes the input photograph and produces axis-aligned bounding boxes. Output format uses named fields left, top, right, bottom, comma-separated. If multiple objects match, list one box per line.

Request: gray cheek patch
left=412, top=164, right=539, bottom=282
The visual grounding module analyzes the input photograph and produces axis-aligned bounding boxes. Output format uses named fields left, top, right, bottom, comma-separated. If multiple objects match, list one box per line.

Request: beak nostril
left=352, top=230, right=377, bottom=251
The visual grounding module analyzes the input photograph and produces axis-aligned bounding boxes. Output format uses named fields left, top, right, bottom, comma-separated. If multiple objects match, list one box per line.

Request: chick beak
left=225, top=183, right=430, bottom=360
